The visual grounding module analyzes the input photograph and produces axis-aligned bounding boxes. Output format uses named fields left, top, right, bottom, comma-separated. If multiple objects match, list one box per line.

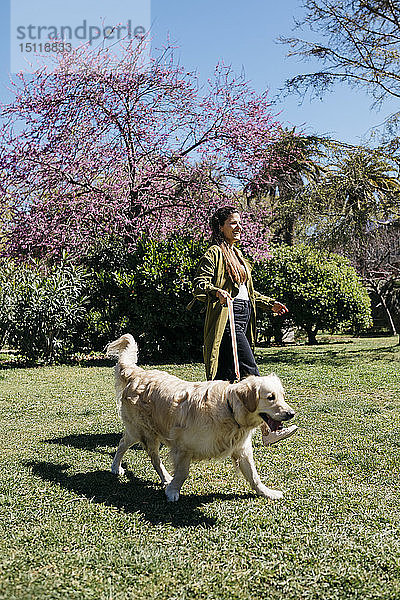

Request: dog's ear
left=236, top=380, right=259, bottom=413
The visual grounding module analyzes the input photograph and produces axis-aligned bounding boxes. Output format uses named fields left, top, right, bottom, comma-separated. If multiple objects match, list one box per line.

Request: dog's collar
left=226, top=394, right=241, bottom=428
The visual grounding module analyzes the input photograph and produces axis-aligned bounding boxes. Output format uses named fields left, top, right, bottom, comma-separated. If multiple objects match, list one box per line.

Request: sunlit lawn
left=0, top=336, right=399, bottom=599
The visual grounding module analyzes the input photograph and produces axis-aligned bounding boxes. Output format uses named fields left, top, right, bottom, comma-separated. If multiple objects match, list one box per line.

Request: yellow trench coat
left=190, top=244, right=275, bottom=380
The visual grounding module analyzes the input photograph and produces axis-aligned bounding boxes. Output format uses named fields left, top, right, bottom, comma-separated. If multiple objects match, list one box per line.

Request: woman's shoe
left=261, top=424, right=298, bottom=446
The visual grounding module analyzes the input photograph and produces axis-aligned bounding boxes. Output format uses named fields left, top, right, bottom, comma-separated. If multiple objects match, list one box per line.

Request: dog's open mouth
left=260, top=413, right=282, bottom=431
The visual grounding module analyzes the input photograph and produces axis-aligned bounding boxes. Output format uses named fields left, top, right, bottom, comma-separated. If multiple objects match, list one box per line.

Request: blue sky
left=1, top=0, right=396, bottom=145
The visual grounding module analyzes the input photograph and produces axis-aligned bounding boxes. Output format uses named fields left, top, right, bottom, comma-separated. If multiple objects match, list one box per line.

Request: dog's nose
left=284, top=410, right=296, bottom=421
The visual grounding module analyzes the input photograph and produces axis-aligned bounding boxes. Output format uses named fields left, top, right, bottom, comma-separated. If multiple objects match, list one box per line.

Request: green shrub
left=0, top=261, right=16, bottom=348
left=0, top=258, right=88, bottom=362
left=127, top=236, right=207, bottom=361
left=253, top=244, right=372, bottom=344
left=1, top=241, right=374, bottom=362
left=82, top=236, right=207, bottom=362
left=82, top=239, right=135, bottom=348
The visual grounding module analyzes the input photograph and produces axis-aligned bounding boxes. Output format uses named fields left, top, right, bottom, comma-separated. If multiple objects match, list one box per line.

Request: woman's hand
left=216, top=289, right=232, bottom=306
left=271, top=301, right=289, bottom=316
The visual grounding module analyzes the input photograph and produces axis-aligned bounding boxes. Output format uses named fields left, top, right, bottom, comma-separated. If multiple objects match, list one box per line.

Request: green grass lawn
left=0, top=336, right=399, bottom=600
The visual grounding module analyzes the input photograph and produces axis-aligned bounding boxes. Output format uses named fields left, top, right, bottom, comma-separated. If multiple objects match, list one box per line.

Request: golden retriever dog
left=107, top=334, right=296, bottom=502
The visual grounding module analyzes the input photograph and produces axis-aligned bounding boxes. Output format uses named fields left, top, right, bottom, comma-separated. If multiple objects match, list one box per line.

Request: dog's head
left=228, top=374, right=295, bottom=427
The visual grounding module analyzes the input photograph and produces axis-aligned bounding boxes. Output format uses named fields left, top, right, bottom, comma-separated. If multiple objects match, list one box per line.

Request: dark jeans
left=214, top=299, right=260, bottom=383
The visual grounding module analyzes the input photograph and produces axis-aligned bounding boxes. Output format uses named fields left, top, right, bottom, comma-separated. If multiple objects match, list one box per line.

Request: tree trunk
left=368, top=279, right=398, bottom=337
left=380, top=293, right=398, bottom=336
left=272, top=320, right=284, bottom=345
left=283, top=215, right=296, bottom=246
left=305, top=326, right=318, bottom=345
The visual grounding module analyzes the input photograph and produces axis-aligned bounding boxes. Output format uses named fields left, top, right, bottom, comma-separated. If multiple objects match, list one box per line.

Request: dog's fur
left=107, top=334, right=295, bottom=501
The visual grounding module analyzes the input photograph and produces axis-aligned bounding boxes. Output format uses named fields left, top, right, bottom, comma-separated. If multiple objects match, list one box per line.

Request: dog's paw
left=111, top=464, right=125, bottom=476
left=165, top=485, right=180, bottom=502
left=267, top=489, right=283, bottom=500
left=256, top=486, right=283, bottom=500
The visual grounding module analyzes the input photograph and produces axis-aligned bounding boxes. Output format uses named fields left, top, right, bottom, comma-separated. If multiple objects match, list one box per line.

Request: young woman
left=191, top=206, right=298, bottom=445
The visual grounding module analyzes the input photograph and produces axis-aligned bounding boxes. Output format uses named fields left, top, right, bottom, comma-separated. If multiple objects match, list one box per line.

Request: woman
left=191, top=206, right=297, bottom=445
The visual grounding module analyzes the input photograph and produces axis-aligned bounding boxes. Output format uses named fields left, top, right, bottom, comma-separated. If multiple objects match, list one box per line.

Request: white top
left=235, top=283, right=249, bottom=301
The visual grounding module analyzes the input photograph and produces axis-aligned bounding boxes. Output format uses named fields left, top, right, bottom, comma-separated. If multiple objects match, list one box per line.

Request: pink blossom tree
left=1, top=40, right=293, bottom=261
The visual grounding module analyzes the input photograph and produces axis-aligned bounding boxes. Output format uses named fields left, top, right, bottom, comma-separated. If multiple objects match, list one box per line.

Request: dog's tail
left=106, top=333, right=138, bottom=379
left=106, top=334, right=139, bottom=415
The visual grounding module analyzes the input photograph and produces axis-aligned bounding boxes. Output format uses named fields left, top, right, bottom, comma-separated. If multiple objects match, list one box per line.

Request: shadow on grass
left=256, top=344, right=399, bottom=368
left=25, top=460, right=253, bottom=528
left=45, top=432, right=124, bottom=452
left=0, top=358, right=117, bottom=370
left=0, top=361, right=41, bottom=370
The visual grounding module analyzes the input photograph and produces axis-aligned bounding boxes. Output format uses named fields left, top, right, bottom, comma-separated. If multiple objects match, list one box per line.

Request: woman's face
left=220, top=212, right=242, bottom=245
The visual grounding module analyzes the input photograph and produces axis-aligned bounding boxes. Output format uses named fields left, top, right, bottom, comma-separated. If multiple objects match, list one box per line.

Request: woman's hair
left=209, top=206, right=248, bottom=285
left=210, top=206, right=238, bottom=246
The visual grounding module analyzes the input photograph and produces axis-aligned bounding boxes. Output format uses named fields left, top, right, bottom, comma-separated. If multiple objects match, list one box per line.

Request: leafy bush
left=0, top=258, right=88, bottom=361
left=0, top=261, right=16, bottom=348
left=127, top=236, right=207, bottom=361
left=81, top=239, right=135, bottom=348
left=2, top=238, right=374, bottom=362
left=82, top=236, right=207, bottom=362
left=253, top=244, right=372, bottom=344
